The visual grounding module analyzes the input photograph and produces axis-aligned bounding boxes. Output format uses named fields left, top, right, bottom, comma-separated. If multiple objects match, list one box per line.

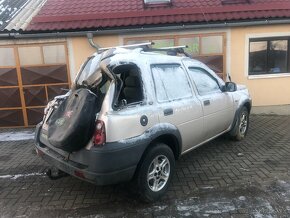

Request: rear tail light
left=94, top=120, right=106, bottom=146
left=74, top=170, right=85, bottom=179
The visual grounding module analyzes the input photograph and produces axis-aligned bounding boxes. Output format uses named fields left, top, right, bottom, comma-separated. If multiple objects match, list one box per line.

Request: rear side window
left=151, top=64, right=192, bottom=102
left=188, top=67, right=221, bottom=96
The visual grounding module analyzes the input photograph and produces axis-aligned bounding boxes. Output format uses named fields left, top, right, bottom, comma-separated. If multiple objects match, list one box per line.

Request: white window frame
left=245, top=32, right=290, bottom=79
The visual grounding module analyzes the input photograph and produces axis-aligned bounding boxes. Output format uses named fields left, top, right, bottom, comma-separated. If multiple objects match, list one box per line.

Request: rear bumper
left=35, top=123, right=148, bottom=185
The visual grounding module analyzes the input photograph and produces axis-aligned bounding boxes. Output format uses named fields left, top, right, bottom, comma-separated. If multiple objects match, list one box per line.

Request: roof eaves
left=11, top=18, right=290, bottom=39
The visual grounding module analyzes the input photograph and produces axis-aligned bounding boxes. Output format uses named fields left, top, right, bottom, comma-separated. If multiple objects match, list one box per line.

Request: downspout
left=87, top=32, right=100, bottom=51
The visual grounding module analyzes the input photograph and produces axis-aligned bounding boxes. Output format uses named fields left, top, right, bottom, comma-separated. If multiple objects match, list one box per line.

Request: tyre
left=232, top=106, right=249, bottom=141
left=135, top=143, right=175, bottom=202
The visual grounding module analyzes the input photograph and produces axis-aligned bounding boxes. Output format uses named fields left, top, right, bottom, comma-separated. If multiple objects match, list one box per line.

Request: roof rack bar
left=159, top=45, right=188, bottom=50
left=142, top=45, right=192, bottom=58
left=99, top=42, right=154, bottom=51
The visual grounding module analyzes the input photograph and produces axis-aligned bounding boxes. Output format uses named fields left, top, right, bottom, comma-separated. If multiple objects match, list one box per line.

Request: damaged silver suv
left=35, top=44, right=251, bottom=202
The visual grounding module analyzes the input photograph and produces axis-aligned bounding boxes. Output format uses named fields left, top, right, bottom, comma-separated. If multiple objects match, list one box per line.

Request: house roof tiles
left=26, top=0, right=290, bottom=32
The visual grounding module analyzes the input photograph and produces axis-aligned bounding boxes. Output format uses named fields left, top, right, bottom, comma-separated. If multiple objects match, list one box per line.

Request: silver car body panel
left=88, top=48, right=251, bottom=149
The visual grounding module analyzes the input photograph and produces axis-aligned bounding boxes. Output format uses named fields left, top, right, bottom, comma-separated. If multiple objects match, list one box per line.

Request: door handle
left=203, top=100, right=210, bottom=106
left=164, top=108, right=173, bottom=116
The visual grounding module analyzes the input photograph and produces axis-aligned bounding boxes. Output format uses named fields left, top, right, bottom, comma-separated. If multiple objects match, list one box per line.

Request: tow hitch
left=46, top=167, right=68, bottom=180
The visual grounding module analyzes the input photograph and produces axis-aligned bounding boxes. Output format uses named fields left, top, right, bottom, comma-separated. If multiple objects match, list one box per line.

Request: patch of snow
left=253, top=212, right=273, bottom=218
left=183, top=212, right=192, bottom=216
left=0, top=175, right=11, bottom=179
left=240, top=167, right=250, bottom=171
left=200, top=186, right=214, bottom=190
left=176, top=198, right=236, bottom=216
left=0, top=131, right=34, bottom=141
left=238, top=196, right=246, bottom=201
left=0, top=172, right=45, bottom=179
left=152, top=205, right=167, bottom=211
left=137, top=204, right=167, bottom=214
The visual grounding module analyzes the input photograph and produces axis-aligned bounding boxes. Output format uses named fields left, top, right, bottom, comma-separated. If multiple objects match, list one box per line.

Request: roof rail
left=158, top=45, right=188, bottom=50
left=98, top=42, right=153, bottom=52
left=143, top=45, right=192, bottom=58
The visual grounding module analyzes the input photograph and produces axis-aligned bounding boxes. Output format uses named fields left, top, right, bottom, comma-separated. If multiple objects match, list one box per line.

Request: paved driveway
left=0, top=115, right=290, bottom=217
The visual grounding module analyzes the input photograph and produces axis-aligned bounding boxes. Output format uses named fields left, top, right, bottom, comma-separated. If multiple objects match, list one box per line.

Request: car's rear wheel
left=135, top=143, right=175, bottom=202
left=232, top=106, right=249, bottom=141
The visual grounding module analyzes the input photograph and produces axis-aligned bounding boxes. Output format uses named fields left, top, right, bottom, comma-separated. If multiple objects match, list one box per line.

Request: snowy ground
left=0, top=130, right=34, bottom=141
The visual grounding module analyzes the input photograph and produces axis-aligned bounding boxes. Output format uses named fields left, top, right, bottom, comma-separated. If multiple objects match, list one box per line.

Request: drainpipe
left=86, top=32, right=100, bottom=50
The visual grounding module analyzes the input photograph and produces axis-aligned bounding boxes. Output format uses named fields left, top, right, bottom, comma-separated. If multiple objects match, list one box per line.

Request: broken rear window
left=75, top=54, right=102, bottom=88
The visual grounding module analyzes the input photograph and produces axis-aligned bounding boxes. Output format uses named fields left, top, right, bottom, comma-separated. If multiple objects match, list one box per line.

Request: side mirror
left=222, top=82, right=237, bottom=92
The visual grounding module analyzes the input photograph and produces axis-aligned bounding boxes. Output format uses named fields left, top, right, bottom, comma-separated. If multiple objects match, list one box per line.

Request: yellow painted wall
left=69, top=35, right=119, bottom=78
left=231, top=24, right=290, bottom=106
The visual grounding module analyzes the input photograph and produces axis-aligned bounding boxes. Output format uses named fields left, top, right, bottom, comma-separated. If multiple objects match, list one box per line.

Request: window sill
left=248, top=73, right=290, bottom=80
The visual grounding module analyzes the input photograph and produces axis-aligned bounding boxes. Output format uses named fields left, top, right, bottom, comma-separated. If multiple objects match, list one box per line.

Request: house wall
left=230, top=24, right=290, bottom=109
left=68, top=27, right=290, bottom=115
left=67, top=29, right=230, bottom=81
left=68, top=35, right=120, bottom=80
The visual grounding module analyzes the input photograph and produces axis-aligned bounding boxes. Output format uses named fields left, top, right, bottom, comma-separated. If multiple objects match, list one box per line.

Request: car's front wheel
left=135, top=143, right=175, bottom=202
left=232, top=106, right=249, bottom=141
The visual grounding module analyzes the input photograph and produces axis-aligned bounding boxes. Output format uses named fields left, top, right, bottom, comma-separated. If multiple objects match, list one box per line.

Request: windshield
left=75, top=54, right=102, bottom=88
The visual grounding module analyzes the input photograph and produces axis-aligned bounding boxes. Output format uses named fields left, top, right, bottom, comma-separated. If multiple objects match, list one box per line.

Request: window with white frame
left=249, top=37, right=290, bottom=75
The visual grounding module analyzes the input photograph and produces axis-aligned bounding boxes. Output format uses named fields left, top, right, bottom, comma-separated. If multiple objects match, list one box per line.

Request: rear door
left=151, top=63, right=204, bottom=152
left=186, top=67, right=234, bottom=139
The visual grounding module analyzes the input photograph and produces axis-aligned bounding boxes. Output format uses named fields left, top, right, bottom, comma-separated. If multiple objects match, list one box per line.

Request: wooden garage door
left=0, top=43, right=71, bottom=127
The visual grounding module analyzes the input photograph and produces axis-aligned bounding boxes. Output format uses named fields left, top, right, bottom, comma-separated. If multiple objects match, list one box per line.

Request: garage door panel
left=21, top=65, right=68, bottom=85
left=0, top=88, right=21, bottom=108
left=27, top=107, right=45, bottom=126
left=23, top=86, right=47, bottom=107
left=0, top=109, right=24, bottom=127
left=0, top=43, right=70, bottom=127
left=47, top=84, right=69, bottom=101
left=0, top=68, right=18, bottom=86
